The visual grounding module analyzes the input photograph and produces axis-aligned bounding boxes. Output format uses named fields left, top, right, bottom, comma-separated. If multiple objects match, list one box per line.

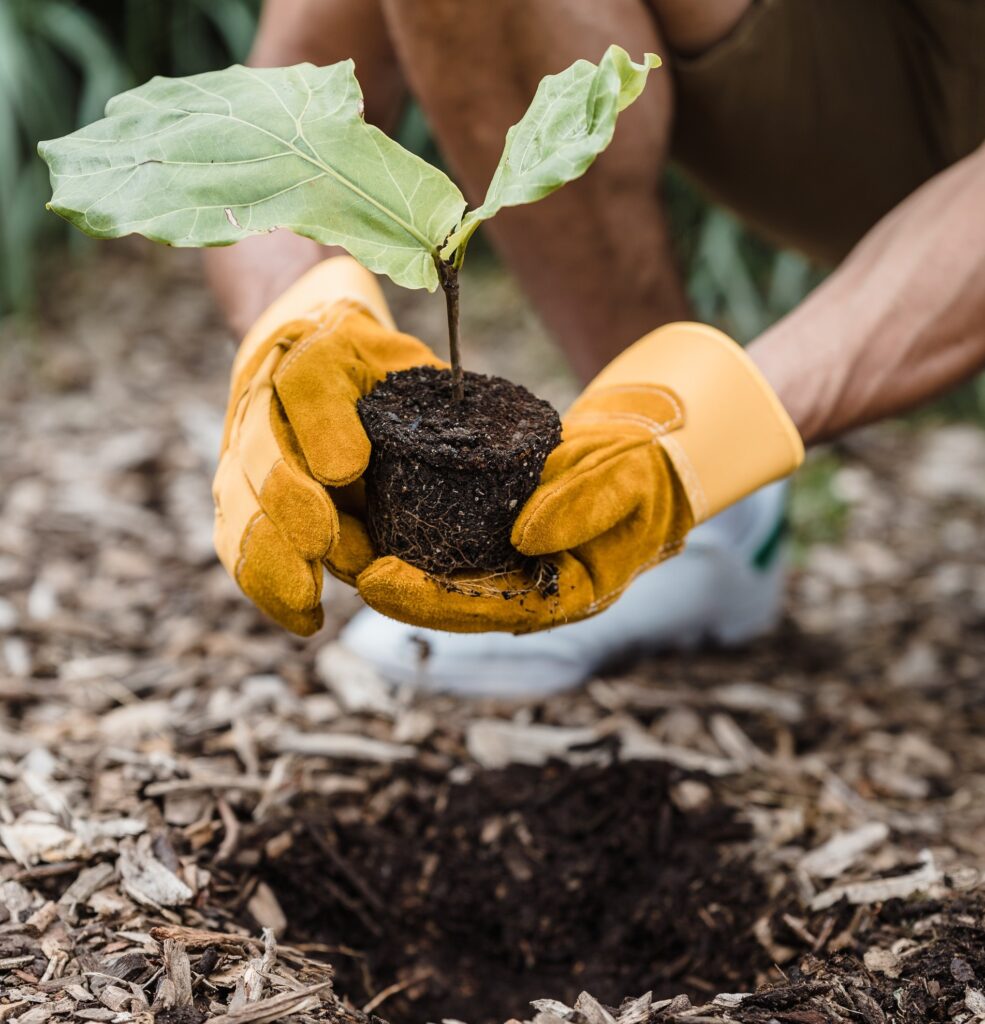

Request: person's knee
left=645, top=0, right=752, bottom=56
left=384, top=0, right=673, bottom=177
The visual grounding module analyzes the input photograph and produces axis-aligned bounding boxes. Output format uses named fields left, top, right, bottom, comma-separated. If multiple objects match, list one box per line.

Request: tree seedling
left=39, top=47, right=661, bottom=576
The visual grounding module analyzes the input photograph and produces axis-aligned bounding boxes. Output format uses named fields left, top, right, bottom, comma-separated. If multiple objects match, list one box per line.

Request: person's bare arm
left=204, top=0, right=405, bottom=338
left=749, top=142, right=985, bottom=445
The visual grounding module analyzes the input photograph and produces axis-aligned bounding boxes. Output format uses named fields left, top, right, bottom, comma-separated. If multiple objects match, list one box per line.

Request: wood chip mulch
left=4, top=248, right=985, bottom=1023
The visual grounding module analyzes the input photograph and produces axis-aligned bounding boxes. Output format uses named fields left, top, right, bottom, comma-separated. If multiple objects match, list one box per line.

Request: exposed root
left=437, top=557, right=560, bottom=601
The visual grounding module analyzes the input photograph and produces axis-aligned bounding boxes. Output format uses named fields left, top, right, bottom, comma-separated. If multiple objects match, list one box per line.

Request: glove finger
left=236, top=365, right=338, bottom=560
left=274, top=307, right=442, bottom=487
left=240, top=579, right=324, bottom=636
left=355, top=553, right=595, bottom=634
left=324, top=511, right=376, bottom=585
left=566, top=511, right=686, bottom=620
left=238, top=514, right=324, bottom=630
left=213, top=424, right=326, bottom=626
left=513, top=440, right=657, bottom=555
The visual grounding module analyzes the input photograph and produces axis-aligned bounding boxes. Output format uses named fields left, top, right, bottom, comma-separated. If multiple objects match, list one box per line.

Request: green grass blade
left=33, top=1, right=133, bottom=123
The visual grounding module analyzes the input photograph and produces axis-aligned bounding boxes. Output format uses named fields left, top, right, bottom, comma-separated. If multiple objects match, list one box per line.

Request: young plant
left=38, top=45, right=660, bottom=402
left=39, top=46, right=661, bottom=578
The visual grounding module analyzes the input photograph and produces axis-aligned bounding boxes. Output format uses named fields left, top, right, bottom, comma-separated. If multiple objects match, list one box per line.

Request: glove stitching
left=565, top=410, right=677, bottom=437
left=276, top=302, right=358, bottom=377
left=513, top=435, right=660, bottom=552
left=228, top=374, right=280, bottom=511
left=235, top=507, right=321, bottom=612
left=512, top=456, right=614, bottom=551
left=229, top=323, right=315, bottom=414
left=581, top=384, right=684, bottom=427
left=581, top=536, right=687, bottom=616
left=223, top=384, right=253, bottom=453
left=212, top=448, right=232, bottom=510
left=658, top=434, right=708, bottom=522
left=254, top=448, right=336, bottom=557
left=234, top=509, right=265, bottom=584
left=324, top=556, right=358, bottom=587
left=257, top=448, right=282, bottom=491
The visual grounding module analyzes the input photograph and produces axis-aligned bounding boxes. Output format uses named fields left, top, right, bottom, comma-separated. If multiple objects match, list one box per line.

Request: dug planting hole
left=234, top=761, right=768, bottom=1024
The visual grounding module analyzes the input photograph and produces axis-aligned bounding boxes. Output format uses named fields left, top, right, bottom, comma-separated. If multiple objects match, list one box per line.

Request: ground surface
left=3, top=246, right=985, bottom=1023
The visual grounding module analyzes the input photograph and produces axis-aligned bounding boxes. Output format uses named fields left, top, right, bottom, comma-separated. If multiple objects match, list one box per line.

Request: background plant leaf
left=441, top=45, right=660, bottom=261
left=39, top=61, right=466, bottom=291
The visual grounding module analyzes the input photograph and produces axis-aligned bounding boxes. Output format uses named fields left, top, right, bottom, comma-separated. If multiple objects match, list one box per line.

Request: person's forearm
left=205, top=0, right=405, bottom=338
left=749, top=142, right=985, bottom=445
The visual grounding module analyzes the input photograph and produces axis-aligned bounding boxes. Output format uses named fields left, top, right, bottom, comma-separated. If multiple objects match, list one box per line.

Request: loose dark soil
left=247, top=761, right=769, bottom=1024
left=357, top=366, right=561, bottom=575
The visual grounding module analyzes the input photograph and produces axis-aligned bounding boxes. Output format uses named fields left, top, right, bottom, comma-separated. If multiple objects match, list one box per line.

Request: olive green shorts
left=669, top=0, right=985, bottom=264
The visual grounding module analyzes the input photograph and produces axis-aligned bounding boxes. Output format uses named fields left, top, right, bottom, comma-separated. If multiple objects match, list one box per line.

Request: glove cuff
left=584, top=322, right=804, bottom=522
left=233, top=256, right=395, bottom=380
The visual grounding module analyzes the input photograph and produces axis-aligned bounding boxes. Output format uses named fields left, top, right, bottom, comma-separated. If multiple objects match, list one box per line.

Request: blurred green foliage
left=787, top=451, right=851, bottom=556
left=1, top=0, right=260, bottom=314
left=664, top=169, right=827, bottom=344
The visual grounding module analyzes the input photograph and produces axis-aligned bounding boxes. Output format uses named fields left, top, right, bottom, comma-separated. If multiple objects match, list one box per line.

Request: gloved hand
left=212, top=256, right=442, bottom=635
left=357, top=322, right=804, bottom=633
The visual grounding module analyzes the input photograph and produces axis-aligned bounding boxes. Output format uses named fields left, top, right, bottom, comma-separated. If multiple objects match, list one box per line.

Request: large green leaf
left=38, top=62, right=466, bottom=291
left=442, top=45, right=660, bottom=262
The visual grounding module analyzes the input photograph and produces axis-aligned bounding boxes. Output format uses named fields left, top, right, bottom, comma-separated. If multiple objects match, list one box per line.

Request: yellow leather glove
left=357, top=322, right=804, bottom=633
left=212, top=256, right=442, bottom=635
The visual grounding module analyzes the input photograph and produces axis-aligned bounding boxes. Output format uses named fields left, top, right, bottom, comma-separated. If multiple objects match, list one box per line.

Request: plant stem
left=438, top=259, right=464, bottom=403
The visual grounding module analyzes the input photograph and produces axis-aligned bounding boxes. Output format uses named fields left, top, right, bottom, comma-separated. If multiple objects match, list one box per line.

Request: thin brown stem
left=438, top=259, right=464, bottom=403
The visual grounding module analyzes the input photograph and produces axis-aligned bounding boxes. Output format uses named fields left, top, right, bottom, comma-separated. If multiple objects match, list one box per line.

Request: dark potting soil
left=246, top=761, right=770, bottom=1024
left=357, top=366, right=562, bottom=575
